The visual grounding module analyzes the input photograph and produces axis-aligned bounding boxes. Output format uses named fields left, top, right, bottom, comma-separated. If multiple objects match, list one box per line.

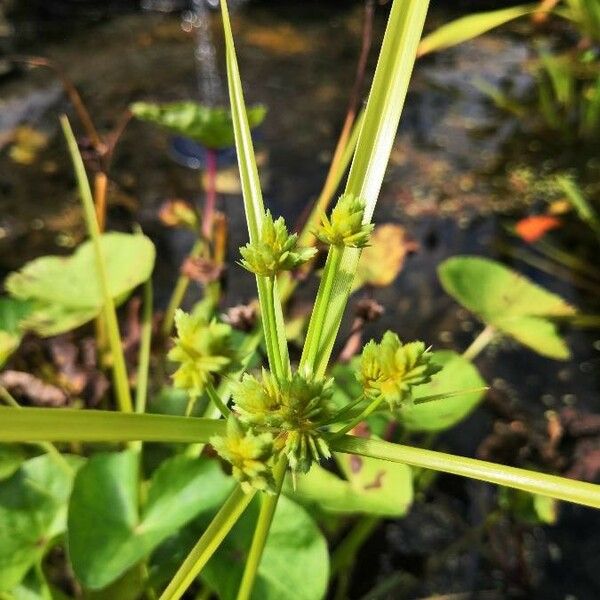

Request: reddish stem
left=202, top=148, right=218, bottom=240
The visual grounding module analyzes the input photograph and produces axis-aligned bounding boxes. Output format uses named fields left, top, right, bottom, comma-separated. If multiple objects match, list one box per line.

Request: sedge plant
left=1, top=2, right=600, bottom=600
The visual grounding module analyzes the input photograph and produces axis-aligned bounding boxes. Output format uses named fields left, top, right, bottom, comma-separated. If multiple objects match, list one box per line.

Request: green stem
left=462, top=325, right=496, bottom=362
left=236, top=457, right=287, bottom=600
left=206, top=381, right=231, bottom=418
left=322, top=394, right=366, bottom=426
left=300, top=245, right=343, bottom=372
left=330, top=435, right=600, bottom=509
left=162, top=240, right=204, bottom=338
left=332, top=395, right=384, bottom=438
left=135, top=278, right=153, bottom=415
left=263, top=276, right=285, bottom=379
left=0, top=387, right=73, bottom=475
left=0, top=407, right=225, bottom=443
left=60, top=115, right=133, bottom=414
left=159, top=486, right=255, bottom=600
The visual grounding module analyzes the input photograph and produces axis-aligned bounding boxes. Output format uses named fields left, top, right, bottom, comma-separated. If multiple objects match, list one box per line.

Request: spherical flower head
left=168, top=309, right=237, bottom=397
left=359, top=331, right=442, bottom=408
left=315, top=193, right=373, bottom=248
left=240, top=210, right=317, bottom=277
left=232, top=369, right=334, bottom=473
left=211, top=415, right=276, bottom=494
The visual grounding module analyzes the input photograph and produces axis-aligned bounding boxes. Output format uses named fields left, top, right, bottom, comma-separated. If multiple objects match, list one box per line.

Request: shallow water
left=1, top=3, right=600, bottom=598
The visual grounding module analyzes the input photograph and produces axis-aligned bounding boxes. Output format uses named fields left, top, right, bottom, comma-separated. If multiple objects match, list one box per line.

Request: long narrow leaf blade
left=417, top=5, right=536, bottom=57
left=0, top=407, right=225, bottom=443
left=331, top=435, right=600, bottom=509
left=220, top=0, right=290, bottom=376
left=305, top=0, right=430, bottom=377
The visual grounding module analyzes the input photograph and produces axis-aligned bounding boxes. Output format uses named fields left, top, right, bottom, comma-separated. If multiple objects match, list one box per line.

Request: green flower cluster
left=359, top=331, right=441, bottom=408
left=315, top=193, right=373, bottom=248
left=211, top=369, right=334, bottom=491
left=168, top=309, right=237, bottom=397
left=210, top=416, right=276, bottom=494
left=240, top=211, right=317, bottom=277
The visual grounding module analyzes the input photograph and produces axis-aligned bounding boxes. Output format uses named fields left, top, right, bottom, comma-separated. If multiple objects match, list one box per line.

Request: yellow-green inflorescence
left=240, top=210, right=317, bottom=277
left=211, top=415, right=276, bottom=494
left=359, top=331, right=442, bottom=409
left=211, top=368, right=335, bottom=492
left=168, top=309, right=238, bottom=398
left=315, top=193, right=373, bottom=248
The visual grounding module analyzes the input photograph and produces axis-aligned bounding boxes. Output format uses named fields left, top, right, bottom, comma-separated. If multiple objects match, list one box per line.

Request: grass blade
left=417, top=5, right=536, bottom=57
left=331, top=435, right=600, bottom=509
left=301, top=0, right=430, bottom=377
left=0, top=407, right=225, bottom=443
left=220, top=0, right=290, bottom=378
left=159, top=485, right=255, bottom=600
left=60, top=115, right=133, bottom=413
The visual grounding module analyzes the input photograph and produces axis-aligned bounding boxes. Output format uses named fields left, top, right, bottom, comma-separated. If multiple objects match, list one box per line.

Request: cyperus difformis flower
left=315, top=193, right=373, bottom=248
left=240, top=210, right=317, bottom=277
left=359, top=331, right=441, bottom=408
left=232, top=369, right=334, bottom=473
left=211, top=415, right=276, bottom=493
left=168, top=309, right=237, bottom=397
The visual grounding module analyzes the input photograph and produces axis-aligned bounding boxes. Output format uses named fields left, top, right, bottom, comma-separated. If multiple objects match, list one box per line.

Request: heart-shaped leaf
left=0, top=445, right=25, bottom=481
left=438, top=256, right=576, bottom=359
left=0, top=454, right=82, bottom=592
left=6, top=233, right=155, bottom=337
left=201, top=495, right=329, bottom=600
left=400, top=350, right=486, bottom=432
left=130, top=102, right=267, bottom=150
left=68, top=452, right=233, bottom=589
left=0, top=298, right=33, bottom=367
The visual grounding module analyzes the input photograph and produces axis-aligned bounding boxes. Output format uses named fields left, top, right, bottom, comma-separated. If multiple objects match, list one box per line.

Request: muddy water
left=1, top=3, right=600, bottom=598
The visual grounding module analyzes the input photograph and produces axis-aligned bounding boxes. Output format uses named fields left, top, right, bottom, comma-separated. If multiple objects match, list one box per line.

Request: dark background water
left=1, top=1, right=599, bottom=598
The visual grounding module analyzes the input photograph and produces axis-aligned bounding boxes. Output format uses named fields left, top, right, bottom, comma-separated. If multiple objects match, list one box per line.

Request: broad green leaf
left=0, top=455, right=81, bottom=592
left=438, top=256, right=576, bottom=359
left=417, top=5, right=535, bottom=57
left=84, top=565, right=145, bottom=600
left=287, top=457, right=412, bottom=518
left=400, top=350, right=486, bottom=432
left=0, top=445, right=25, bottom=481
left=6, top=233, right=155, bottom=336
left=0, top=298, right=33, bottom=367
left=301, top=0, right=430, bottom=378
left=202, top=495, right=329, bottom=600
left=68, top=452, right=233, bottom=589
left=4, top=566, right=55, bottom=600
left=130, top=101, right=266, bottom=150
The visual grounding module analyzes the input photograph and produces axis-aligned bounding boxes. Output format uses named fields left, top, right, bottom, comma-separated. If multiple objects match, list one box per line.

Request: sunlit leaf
left=417, top=5, right=535, bottom=57
left=400, top=350, right=486, bottom=431
left=130, top=101, right=266, bottom=150
left=353, top=224, right=410, bottom=291
left=0, top=455, right=82, bottom=592
left=6, top=233, right=155, bottom=336
left=285, top=456, right=412, bottom=518
left=68, top=452, right=233, bottom=589
left=439, top=256, right=576, bottom=359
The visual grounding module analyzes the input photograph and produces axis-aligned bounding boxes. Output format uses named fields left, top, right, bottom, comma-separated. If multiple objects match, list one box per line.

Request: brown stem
left=202, top=148, right=218, bottom=240
left=13, top=56, right=103, bottom=151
